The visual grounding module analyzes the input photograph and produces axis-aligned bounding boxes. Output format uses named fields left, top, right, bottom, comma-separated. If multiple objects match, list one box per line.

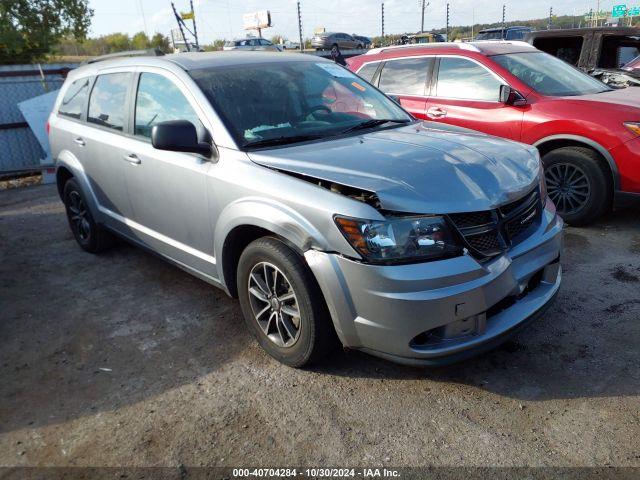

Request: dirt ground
left=1, top=184, right=639, bottom=468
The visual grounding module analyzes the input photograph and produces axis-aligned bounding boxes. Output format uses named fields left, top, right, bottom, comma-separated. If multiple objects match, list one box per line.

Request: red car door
left=425, top=56, right=524, bottom=141
left=375, top=56, right=434, bottom=120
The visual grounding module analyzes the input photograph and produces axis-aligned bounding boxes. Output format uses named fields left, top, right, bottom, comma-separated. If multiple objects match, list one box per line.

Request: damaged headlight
left=334, top=215, right=462, bottom=264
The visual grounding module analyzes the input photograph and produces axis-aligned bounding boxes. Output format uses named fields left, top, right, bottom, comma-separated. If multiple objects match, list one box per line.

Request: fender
left=56, top=150, right=104, bottom=221
left=213, top=196, right=334, bottom=290
left=533, top=134, right=620, bottom=191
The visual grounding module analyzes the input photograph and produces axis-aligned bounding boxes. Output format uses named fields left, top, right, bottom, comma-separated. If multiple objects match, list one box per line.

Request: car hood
left=568, top=85, right=640, bottom=107
left=248, top=123, right=540, bottom=214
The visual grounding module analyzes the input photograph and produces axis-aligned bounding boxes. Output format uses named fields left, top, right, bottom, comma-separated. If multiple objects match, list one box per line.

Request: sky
left=88, top=0, right=627, bottom=44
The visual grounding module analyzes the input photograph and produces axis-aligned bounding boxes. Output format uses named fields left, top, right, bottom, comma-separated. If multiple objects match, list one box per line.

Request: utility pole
left=502, top=4, right=506, bottom=34
left=446, top=3, right=450, bottom=40
left=421, top=0, right=430, bottom=33
left=471, top=9, right=475, bottom=39
left=190, top=0, right=199, bottom=49
left=548, top=6, right=553, bottom=30
left=381, top=2, right=385, bottom=39
left=297, top=2, right=304, bottom=52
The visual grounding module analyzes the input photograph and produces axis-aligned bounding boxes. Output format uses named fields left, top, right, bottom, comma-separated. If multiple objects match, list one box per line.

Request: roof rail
left=83, top=48, right=165, bottom=65
left=365, top=42, right=479, bottom=55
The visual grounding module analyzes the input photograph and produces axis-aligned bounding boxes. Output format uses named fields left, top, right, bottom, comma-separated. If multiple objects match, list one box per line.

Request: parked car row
left=50, top=47, right=563, bottom=368
left=348, top=41, right=640, bottom=226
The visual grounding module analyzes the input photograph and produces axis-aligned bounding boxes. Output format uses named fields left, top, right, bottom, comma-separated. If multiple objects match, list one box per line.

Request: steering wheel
left=307, top=105, right=332, bottom=116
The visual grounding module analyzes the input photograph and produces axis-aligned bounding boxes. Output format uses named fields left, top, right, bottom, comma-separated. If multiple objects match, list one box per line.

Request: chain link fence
left=0, top=63, right=78, bottom=174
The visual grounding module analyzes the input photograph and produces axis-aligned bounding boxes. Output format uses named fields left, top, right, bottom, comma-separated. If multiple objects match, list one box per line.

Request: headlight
left=334, top=215, right=462, bottom=264
left=624, top=122, right=640, bottom=136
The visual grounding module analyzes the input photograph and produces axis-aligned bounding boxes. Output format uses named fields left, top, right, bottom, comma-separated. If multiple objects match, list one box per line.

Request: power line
left=136, top=0, right=149, bottom=36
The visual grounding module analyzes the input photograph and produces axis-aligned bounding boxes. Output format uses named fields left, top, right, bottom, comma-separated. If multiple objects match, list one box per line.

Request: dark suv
left=476, top=26, right=532, bottom=41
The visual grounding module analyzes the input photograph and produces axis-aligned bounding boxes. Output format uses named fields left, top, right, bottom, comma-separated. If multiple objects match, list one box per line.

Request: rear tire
left=542, top=146, right=611, bottom=226
left=237, top=237, right=336, bottom=367
left=63, top=178, right=113, bottom=253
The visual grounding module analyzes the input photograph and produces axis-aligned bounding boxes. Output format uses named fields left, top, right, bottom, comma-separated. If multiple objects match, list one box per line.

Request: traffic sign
left=612, top=4, right=627, bottom=17
left=628, top=6, right=640, bottom=16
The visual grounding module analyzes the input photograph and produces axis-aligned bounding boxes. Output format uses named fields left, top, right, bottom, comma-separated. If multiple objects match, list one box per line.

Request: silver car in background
left=223, top=38, right=281, bottom=51
left=49, top=51, right=562, bottom=367
left=312, top=32, right=363, bottom=50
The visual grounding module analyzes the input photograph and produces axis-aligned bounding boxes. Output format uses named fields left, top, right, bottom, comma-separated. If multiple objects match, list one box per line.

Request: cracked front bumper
left=305, top=200, right=564, bottom=366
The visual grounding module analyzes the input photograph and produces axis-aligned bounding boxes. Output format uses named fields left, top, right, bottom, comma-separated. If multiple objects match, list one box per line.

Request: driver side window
left=134, top=73, right=202, bottom=138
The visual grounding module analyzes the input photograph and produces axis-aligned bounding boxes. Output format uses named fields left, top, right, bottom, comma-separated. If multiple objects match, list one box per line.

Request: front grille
left=465, top=232, right=502, bottom=253
left=448, top=211, right=493, bottom=228
left=448, top=188, right=542, bottom=260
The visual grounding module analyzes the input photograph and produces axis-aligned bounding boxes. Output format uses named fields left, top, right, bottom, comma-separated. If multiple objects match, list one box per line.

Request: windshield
left=493, top=51, right=612, bottom=96
left=189, top=61, right=411, bottom=149
left=476, top=30, right=503, bottom=40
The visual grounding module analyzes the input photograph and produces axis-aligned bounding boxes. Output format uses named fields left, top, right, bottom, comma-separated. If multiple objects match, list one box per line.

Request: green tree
left=0, top=0, right=93, bottom=64
left=131, top=31, right=149, bottom=50
left=102, top=32, right=130, bottom=53
left=150, top=32, right=170, bottom=52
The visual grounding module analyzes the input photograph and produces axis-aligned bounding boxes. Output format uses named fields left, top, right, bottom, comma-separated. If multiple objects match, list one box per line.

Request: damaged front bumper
left=305, top=199, right=564, bottom=366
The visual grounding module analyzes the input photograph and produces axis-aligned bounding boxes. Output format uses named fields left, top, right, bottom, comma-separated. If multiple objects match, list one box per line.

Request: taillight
left=45, top=120, right=50, bottom=135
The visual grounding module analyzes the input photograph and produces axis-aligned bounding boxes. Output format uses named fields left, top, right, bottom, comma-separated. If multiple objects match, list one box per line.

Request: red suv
left=348, top=41, right=640, bottom=225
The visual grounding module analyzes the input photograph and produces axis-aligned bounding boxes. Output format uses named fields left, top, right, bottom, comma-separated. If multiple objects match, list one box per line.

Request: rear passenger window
left=88, top=73, right=131, bottom=131
left=356, top=62, right=380, bottom=83
left=58, top=78, right=90, bottom=119
left=134, top=73, right=202, bottom=138
left=378, top=57, right=431, bottom=96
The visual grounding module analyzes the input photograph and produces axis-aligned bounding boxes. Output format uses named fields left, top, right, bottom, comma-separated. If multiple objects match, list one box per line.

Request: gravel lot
left=1, top=184, right=639, bottom=468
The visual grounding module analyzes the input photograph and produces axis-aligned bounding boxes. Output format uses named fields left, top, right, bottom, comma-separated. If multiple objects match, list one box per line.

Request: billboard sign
left=243, top=10, right=272, bottom=30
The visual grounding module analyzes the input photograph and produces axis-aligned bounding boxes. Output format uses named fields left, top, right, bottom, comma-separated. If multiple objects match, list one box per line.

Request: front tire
left=237, top=237, right=336, bottom=367
left=542, top=146, right=611, bottom=226
left=63, top=178, right=113, bottom=253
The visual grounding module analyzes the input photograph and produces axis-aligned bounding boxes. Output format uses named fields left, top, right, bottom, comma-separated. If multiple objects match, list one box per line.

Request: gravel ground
left=0, top=184, right=639, bottom=468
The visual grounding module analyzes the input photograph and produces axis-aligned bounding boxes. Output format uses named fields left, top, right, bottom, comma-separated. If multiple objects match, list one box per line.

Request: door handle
left=74, top=137, right=85, bottom=146
left=427, top=107, right=447, bottom=119
left=123, top=153, right=141, bottom=165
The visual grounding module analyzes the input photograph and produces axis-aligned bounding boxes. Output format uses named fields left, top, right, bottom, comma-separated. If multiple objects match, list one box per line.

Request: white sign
left=243, top=10, right=272, bottom=30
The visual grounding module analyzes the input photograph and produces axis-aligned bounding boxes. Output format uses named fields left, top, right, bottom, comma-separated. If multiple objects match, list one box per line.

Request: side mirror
left=151, top=120, right=212, bottom=156
left=499, top=85, right=527, bottom=107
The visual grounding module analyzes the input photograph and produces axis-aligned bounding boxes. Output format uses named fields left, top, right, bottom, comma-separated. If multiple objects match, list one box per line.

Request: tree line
left=55, top=32, right=171, bottom=57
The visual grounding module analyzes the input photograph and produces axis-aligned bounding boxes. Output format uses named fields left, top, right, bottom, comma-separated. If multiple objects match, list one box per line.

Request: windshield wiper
left=244, top=134, right=324, bottom=149
left=339, top=118, right=411, bottom=135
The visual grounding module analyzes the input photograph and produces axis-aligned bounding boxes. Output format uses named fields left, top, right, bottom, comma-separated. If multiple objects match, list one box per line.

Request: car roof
left=361, top=40, right=535, bottom=57
left=72, top=51, right=331, bottom=75
left=479, top=26, right=529, bottom=33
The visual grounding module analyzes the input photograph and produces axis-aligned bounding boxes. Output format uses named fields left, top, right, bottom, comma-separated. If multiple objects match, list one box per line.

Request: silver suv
left=49, top=51, right=563, bottom=367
